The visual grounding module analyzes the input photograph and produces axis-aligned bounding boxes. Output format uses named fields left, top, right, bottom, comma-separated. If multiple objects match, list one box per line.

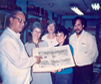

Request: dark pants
left=52, top=73, right=73, bottom=84
left=73, top=64, right=93, bottom=84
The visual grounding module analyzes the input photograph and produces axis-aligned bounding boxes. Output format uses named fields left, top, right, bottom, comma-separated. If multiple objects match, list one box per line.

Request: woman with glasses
left=52, top=26, right=73, bottom=84
left=42, top=19, right=58, bottom=47
left=25, top=21, right=52, bottom=84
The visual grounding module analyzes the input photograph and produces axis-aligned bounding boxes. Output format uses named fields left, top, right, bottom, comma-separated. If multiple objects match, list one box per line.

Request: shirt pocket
left=79, top=42, right=88, bottom=53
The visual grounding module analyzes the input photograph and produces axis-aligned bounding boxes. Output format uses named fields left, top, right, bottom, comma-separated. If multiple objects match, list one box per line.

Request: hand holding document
left=32, top=45, right=75, bottom=72
left=36, top=56, right=42, bottom=64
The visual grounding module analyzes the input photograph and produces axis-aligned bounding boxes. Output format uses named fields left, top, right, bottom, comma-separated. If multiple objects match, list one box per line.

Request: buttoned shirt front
left=69, top=30, right=98, bottom=66
left=0, top=27, right=37, bottom=84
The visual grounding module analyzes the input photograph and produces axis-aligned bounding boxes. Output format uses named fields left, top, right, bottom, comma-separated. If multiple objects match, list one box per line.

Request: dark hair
left=55, top=26, right=68, bottom=36
left=55, top=26, right=69, bottom=43
left=72, top=16, right=87, bottom=28
left=7, top=10, right=26, bottom=26
left=31, top=21, right=43, bottom=32
left=9, top=10, right=25, bottom=18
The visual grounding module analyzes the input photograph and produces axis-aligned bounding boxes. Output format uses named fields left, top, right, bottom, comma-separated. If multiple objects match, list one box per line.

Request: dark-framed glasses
left=13, top=16, right=27, bottom=26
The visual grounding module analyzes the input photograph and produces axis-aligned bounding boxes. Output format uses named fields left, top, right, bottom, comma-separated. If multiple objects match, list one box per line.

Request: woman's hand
left=36, top=56, right=42, bottom=64
left=57, top=69, right=62, bottom=72
left=52, top=68, right=63, bottom=73
left=52, top=70, right=57, bottom=73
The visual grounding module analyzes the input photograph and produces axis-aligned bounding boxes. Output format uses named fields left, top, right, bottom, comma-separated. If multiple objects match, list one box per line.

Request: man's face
left=10, top=12, right=26, bottom=33
left=74, top=19, right=84, bottom=35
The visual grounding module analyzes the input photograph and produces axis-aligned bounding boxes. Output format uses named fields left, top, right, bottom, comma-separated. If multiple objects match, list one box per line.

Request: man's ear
left=83, top=25, right=84, bottom=28
left=10, top=17, right=13, bottom=23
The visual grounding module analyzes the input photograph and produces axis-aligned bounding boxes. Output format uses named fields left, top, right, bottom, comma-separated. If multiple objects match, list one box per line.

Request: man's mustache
left=74, top=29, right=80, bottom=32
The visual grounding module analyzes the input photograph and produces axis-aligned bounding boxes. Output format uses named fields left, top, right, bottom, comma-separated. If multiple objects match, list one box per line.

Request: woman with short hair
left=25, top=21, right=52, bottom=84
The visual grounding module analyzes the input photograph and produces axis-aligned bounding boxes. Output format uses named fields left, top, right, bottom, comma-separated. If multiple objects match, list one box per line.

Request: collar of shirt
left=28, top=39, right=43, bottom=44
left=55, top=40, right=68, bottom=47
left=74, top=30, right=85, bottom=39
left=7, top=27, right=21, bottom=39
left=28, top=39, right=44, bottom=48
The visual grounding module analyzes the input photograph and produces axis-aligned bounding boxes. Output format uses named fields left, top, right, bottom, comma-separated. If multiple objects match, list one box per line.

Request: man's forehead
left=16, top=12, right=24, bottom=16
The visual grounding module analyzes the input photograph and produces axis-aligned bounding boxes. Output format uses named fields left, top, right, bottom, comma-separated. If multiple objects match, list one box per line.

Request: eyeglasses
left=13, top=16, right=27, bottom=26
left=33, top=30, right=41, bottom=34
left=48, top=25, right=55, bottom=28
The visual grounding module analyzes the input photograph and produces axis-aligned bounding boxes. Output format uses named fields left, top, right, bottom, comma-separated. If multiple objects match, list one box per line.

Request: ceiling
left=29, top=0, right=101, bottom=16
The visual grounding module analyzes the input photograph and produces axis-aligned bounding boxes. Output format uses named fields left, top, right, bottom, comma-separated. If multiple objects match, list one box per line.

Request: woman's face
left=47, top=23, right=55, bottom=34
left=31, top=28, right=41, bottom=40
left=56, top=32, right=66, bottom=44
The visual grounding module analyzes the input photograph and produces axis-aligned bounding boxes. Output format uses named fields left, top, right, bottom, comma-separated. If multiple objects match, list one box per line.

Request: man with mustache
left=69, top=16, right=98, bottom=84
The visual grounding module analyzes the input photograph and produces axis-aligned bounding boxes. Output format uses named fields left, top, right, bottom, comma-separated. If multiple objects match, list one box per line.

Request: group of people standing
left=0, top=10, right=98, bottom=84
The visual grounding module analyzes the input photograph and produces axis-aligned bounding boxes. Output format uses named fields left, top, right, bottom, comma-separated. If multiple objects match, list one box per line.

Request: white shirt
left=42, top=34, right=58, bottom=47
left=69, top=30, right=98, bottom=66
left=0, top=27, right=37, bottom=84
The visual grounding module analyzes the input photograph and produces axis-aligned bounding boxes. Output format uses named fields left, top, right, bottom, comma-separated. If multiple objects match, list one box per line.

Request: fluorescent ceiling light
left=71, top=7, right=84, bottom=15
left=91, top=3, right=100, bottom=10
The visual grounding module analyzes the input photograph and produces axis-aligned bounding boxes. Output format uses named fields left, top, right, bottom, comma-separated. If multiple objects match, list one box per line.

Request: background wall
left=0, top=0, right=99, bottom=42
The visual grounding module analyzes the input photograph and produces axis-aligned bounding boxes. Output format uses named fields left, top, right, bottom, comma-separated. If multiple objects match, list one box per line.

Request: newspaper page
left=32, top=45, right=75, bottom=72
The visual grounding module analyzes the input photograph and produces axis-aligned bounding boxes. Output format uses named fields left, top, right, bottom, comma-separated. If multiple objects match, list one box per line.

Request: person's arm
left=1, top=38, right=37, bottom=69
left=69, top=36, right=72, bottom=46
left=69, top=44, right=74, bottom=56
left=87, top=36, right=99, bottom=62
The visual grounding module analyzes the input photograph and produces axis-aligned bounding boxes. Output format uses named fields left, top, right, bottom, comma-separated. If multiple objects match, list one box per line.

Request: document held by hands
left=32, top=45, right=75, bottom=72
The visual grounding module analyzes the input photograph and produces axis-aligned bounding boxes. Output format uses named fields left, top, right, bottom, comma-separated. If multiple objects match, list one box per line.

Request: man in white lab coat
left=0, top=10, right=41, bottom=84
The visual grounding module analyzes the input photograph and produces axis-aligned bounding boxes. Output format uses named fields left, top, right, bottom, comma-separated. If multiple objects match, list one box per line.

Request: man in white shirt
left=0, top=10, right=41, bottom=84
left=69, top=16, right=98, bottom=84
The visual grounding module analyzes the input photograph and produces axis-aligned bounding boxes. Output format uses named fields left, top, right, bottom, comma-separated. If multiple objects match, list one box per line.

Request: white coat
left=0, top=27, right=36, bottom=84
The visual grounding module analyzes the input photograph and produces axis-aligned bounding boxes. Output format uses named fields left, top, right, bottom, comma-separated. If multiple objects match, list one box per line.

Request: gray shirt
left=25, top=40, right=52, bottom=84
